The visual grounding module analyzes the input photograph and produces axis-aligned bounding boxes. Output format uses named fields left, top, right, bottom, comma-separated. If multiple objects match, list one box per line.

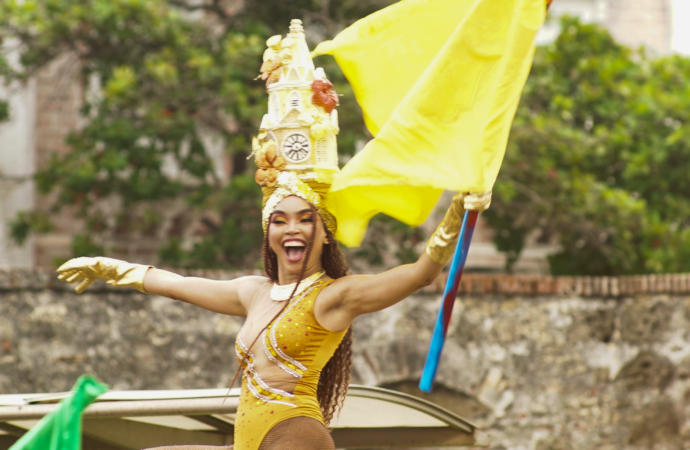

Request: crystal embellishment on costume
left=236, top=337, right=297, bottom=407
left=264, top=283, right=320, bottom=377
left=235, top=279, right=325, bottom=406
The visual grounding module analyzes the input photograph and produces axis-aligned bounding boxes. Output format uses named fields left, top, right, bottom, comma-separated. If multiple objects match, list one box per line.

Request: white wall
left=672, top=0, right=690, bottom=54
left=539, top=0, right=672, bottom=55
left=538, top=0, right=608, bottom=45
left=0, top=78, right=36, bottom=268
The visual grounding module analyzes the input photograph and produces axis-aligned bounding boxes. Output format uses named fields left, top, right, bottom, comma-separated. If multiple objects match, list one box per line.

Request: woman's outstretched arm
left=144, top=269, right=265, bottom=317
left=57, top=256, right=266, bottom=317
left=315, top=192, right=491, bottom=332
left=315, top=244, right=445, bottom=332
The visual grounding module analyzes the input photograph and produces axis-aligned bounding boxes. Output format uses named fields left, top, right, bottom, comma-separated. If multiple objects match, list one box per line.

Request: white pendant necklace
left=270, top=270, right=326, bottom=301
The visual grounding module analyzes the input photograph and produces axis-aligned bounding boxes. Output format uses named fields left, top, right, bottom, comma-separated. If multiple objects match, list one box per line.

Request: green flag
left=10, top=375, right=109, bottom=450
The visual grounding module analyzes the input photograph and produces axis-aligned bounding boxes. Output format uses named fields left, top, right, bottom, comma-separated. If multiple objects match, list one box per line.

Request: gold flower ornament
left=253, top=134, right=286, bottom=187
left=259, top=35, right=295, bottom=88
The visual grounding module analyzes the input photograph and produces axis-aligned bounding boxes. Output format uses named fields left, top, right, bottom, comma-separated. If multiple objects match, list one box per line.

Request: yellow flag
left=313, top=0, right=545, bottom=247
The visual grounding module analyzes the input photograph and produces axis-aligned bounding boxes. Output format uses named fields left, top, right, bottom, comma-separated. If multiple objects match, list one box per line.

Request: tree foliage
left=0, top=0, right=398, bottom=268
left=486, top=16, right=690, bottom=274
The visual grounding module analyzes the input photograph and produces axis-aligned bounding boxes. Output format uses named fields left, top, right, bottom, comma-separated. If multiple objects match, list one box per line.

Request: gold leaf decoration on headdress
left=253, top=137, right=286, bottom=187
left=259, top=35, right=295, bottom=89
left=297, top=111, right=339, bottom=140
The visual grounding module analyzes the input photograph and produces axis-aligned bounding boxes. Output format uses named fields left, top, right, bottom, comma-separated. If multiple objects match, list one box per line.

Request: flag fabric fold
left=313, top=0, right=545, bottom=247
left=10, top=375, right=108, bottom=450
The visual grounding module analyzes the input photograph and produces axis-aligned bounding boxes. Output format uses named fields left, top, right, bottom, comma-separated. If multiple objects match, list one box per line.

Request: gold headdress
left=253, top=19, right=340, bottom=234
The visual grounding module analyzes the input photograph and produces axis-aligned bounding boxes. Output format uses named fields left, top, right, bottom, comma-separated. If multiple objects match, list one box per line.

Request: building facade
left=541, top=0, right=672, bottom=54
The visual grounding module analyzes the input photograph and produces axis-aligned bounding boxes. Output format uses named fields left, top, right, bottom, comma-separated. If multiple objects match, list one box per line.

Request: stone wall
left=2, top=269, right=690, bottom=449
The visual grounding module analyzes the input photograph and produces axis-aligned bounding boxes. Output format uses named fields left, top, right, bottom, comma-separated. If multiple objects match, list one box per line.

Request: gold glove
left=463, top=191, right=492, bottom=211
left=57, top=257, right=153, bottom=294
left=426, top=193, right=466, bottom=265
left=426, top=191, right=492, bottom=264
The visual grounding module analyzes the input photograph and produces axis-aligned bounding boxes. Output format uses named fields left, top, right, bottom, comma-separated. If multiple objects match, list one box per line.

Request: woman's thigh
left=259, top=417, right=335, bottom=450
left=142, top=417, right=334, bottom=450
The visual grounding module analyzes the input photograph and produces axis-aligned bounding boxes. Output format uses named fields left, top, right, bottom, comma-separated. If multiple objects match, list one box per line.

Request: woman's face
left=268, top=196, right=328, bottom=280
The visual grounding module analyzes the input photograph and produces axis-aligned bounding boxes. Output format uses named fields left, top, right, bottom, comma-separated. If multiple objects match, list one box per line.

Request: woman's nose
left=286, top=220, right=299, bottom=233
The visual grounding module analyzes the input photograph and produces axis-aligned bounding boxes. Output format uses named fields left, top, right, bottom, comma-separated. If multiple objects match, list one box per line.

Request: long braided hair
left=261, top=203, right=354, bottom=426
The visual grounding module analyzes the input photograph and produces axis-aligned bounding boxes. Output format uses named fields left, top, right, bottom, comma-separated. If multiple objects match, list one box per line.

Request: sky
left=672, top=0, right=690, bottom=54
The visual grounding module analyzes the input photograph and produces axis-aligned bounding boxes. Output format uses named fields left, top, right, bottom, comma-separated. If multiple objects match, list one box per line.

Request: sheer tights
left=145, top=416, right=335, bottom=450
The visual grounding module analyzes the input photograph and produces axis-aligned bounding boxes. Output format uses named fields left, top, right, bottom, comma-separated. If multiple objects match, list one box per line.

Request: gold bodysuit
left=234, top=279, right=346, bottom=450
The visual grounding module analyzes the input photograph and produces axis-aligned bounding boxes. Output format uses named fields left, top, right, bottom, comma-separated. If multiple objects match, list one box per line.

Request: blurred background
left=0, top=0, right=688, bottom=276
left=2, top=2, right=690, bottom=449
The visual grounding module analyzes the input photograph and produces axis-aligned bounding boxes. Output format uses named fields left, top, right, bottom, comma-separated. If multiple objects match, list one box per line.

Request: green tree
left=0, top=0, right=399, bottom=269
left=485, top=16, right=690, bottom=275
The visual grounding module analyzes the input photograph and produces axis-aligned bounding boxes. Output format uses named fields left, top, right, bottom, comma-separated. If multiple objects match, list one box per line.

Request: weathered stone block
left=625, top=401, right=680, bottom=446
left=620, top=296, right=673, bottom=343
left=567, top=305, right=617, bottom=343
left=616, top=351, right=675, bottom=392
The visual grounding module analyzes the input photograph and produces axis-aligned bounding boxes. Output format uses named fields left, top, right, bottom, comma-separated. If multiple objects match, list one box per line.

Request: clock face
left=282, top=133, right=311, bottom=163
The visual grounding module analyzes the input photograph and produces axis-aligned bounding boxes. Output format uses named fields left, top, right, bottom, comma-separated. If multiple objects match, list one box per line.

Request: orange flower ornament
left=311, top=80, right=339, bottom=113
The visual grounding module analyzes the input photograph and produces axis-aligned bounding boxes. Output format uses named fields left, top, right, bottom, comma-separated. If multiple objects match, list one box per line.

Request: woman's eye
left=272, top=218, right=287, bottom=224
left=300, top=217, right=314, bottom=223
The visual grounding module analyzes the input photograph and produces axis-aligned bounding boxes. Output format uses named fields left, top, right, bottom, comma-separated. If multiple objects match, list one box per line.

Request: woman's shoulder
left=321, top=273, right=366, bottom=291
left=230, top=275, right=272, bottom=305
left=312, top=275, right=356, bottom=333
left=313, top=274, right=359, bottom=310
left=234, top=274, right=271, bottom=285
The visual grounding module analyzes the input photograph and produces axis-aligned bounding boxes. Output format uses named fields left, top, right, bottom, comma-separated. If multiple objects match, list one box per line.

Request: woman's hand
left=425, top=193, right=466, bottom=265
left=463, top=191, right=492, bottom=211
left=425, top=191, right=491, bottom=265
left=57, top=257, right=152, bottom=294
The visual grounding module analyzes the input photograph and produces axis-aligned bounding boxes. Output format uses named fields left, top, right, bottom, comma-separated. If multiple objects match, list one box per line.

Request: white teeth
left=283, top=241, right=305, bottom=248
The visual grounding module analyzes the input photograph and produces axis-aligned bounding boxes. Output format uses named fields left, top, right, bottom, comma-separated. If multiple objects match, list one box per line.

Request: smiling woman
left=54, top=18, right=491, bottom=450
left=268, top=202, right=318, bottom=265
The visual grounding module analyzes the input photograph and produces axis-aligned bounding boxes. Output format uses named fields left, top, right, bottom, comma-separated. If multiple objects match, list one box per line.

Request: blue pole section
left=419, top=210, right=478, bottom=393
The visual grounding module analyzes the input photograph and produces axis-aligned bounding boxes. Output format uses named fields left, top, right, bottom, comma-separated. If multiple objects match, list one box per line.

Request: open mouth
left=283, top=240, right=306, bottom=263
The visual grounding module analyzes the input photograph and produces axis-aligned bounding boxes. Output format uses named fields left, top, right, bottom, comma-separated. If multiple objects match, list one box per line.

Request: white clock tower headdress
left=252, top=19, right=341, bottom=234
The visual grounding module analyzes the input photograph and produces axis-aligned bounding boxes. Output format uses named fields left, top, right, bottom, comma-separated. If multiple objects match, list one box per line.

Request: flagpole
left=419, top=210, right=479, bottom=393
